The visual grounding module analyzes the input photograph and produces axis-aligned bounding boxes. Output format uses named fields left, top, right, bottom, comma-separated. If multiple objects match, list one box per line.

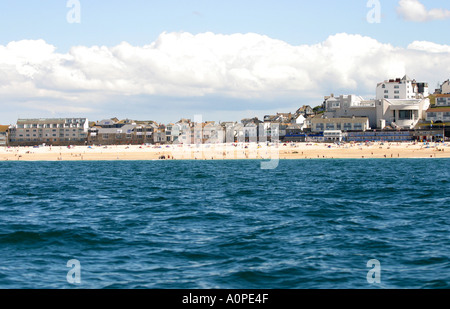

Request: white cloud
left=408, top=41, right=450, bottom=53
left=397, top=0, right=450, bottom=22
left=0, top=31, right=449, bottom=122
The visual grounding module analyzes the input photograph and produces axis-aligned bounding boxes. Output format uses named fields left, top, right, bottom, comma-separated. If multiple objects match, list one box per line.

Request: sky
left=0, top=0, right=449, bottom=124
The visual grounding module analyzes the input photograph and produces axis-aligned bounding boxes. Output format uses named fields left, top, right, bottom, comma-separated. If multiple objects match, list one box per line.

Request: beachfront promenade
left=1, top=142, right=449, bottom=161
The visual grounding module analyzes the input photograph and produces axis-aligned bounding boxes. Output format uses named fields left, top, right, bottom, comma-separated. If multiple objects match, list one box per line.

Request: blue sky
left=0, top=0, right=450, bottom=124
left=1, top=0, right=449, bottom=50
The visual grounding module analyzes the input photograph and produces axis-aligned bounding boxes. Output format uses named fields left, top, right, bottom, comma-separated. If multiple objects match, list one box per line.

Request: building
left=436, top=80, right=450, bottom=94
left=153, top=126, right=167, bottom=144
left=165, top=123, right=186, bottom=144
left=88, top=118, right=156, bottom=145
left=443, top=80, right=450, bottom=94
left=426, top=107, right=450, bottom=124
left=346, top=130, right=414, bottom=142
left=284, top=124, right=307, bottom=142
left=293, top=113, right=306, bottom=125
left=0, top=125, right=8, bottom=146
left=435, top=94, right=450, bottom=107
left=9, top=118, right=89, bottom=146
left=241, top=122, right=259, bottom=142
left=310, top=117, right=370, bottom=133
left=413, top=129, right=447, bottom=142
left=202, top=122, right=224, bottom=144
left=219, top=122, right=243, bottom=143
left=276, top=113, right=293, bottom=123
left=323, top=130, right=343, bottom=142
left=377, top=98, right=430, bottom=130
left=324, top=76, right=430, bottom=130
left=173, top=121, right=194, bottom=144
left=376, top=75, right=429, bottom=100
left=324, top=94, right=377, bottom=128
left=295, top=105, right=314, bottom=118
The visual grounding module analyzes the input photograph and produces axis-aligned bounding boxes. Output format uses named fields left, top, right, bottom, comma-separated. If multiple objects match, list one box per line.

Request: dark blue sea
left=0, top=159, right=449, bottom=289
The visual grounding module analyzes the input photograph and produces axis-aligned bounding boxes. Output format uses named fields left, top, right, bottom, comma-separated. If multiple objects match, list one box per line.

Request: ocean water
left=0, top=159, right=449, bottom=289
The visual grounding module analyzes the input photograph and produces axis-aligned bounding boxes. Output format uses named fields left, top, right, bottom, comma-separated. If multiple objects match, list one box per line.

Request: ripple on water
left=0, top=159, right=449, bottom=288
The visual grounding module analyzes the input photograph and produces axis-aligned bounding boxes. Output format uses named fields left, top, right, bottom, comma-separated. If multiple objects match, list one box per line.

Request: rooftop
left=17, top=118, right=87, bottom=124
left=426, top=107, right=450, bottom=113
left=385, top=99, right=423, bottom=105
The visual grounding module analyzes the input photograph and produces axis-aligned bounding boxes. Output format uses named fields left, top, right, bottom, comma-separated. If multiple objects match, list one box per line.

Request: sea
left=0, top=159, right=449, bottom=289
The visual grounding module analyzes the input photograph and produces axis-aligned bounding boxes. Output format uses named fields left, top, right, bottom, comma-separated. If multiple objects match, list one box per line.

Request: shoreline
left=1, top=142, right=449, bottom=161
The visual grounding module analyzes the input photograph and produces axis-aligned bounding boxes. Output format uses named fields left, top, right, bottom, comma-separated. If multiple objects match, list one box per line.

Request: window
left=354, top=123, right=363, bottom=130
left=394, top=91, right=399, bottom=94
left=394, top=96, right=400, bottom=99
left=394, top=85, right=400, bottom=89
left=384, top=90, right=388, bottom=93
left=384, top=95, right=389, bottom=99
left=399, top=110, right=413, bottom=120
left=344, top=123, right=352, bottom=130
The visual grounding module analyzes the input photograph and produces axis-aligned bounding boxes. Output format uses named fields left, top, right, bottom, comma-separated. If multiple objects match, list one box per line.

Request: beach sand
left=1, top=142, right=450, bottom=161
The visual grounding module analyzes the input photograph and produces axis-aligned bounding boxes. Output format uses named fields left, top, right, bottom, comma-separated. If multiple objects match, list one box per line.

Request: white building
left=311, top=117, right=370, bottom=133
left=242, top=123, right=259, bottom=142
left=166, top=123, right=190, bottom=144
left=376, top=75, right=429, bottom=100
left=202, top=122, right=224, bottom=144
left=173, top=121, right=192, bottom=144
left=9, top=118, right=89, bottom=146
left=324, top=76, right=430, bottom=130
left=377, top=98, right=430, bottom=130
left=426, top=107, right=450, bottom=123
left=435, top=94, right=450, bottom=107
left=324, top=94, right=377, bottom=128
left=323, top=130, right=343, bottom=142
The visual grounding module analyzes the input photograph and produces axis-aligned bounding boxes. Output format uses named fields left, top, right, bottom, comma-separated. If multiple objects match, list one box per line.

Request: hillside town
left=1, top=76, right=449, bottom=147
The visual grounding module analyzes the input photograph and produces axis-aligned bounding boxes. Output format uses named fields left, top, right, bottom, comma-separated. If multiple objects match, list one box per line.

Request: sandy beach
left=1, top=142, right=450, bottom=161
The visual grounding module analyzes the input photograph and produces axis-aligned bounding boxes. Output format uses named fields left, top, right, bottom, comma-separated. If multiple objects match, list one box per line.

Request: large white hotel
left=323, top=75, right=430, bottom=130
left=8, top=118, right=89, bottom=146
